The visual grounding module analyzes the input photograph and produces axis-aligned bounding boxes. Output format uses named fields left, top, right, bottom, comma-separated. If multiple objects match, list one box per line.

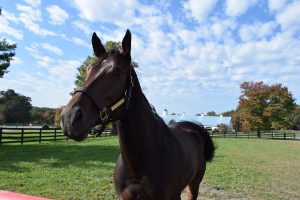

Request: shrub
left=42, top=124, right=49, bottom=129
left=217, top=123, right=228, bottom=133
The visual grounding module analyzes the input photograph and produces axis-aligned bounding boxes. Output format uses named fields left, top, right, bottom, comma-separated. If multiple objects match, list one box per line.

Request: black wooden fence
left=0, top=127, right=297, bottom=145
left=0, top=127, right=115, bottom=145
left=209, top=131, right=296, bottom=140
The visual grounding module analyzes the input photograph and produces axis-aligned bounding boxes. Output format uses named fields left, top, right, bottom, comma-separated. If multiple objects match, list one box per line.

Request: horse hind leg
left=186, top=180, right=201, bottom=200
left=186, top=167, right=206, bottom=200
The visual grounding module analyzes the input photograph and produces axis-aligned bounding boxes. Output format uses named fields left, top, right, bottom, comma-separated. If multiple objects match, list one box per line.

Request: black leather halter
left=74, top=65, right=134, bottom=136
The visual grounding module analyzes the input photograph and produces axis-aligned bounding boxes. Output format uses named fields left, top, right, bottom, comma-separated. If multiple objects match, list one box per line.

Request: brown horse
left=61, top=30, right=215, bottom=200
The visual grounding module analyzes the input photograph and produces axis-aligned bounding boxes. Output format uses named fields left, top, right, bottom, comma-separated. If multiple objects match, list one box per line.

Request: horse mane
left=130, top=67, right=168, bottom=124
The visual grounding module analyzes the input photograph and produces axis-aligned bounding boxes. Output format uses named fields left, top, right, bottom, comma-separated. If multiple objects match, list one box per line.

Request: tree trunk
left=257, top=129, right=261, bottom=138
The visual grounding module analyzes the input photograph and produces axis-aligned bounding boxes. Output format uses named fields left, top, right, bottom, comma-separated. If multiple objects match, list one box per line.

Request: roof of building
left=160, top=114, right=232, bottom=127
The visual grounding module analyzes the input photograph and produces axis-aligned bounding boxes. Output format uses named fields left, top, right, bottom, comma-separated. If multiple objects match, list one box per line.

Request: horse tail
left=201, top=126, right=215, bottom=162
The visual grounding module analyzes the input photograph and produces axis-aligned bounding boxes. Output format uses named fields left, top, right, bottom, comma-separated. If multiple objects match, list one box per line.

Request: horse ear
left=92, top=32, right=106, bottom=57
left=122, top=29, right=131, bottom=55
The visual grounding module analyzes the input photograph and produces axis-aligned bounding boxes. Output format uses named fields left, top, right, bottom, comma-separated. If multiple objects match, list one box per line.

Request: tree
left=207, top=111, right=217, bottom=116
left=238, top=81, right=296, bottom=134
left=290, top=105, right=300, bottom=130
left=0, top=39, right=16, bottom=78
left=265, top=84, right=296, bottom=130
left=221, top=110, right=235, bottom=117
left=54, top=107, right=63, bottom=128
left=217, top=123, right=229, bottom=133
left=31, top=107, right=57, bottom=125
left=0, top=89, right=32, bottom=123
left=231, top=107, right=243, bottom=131
left=72, top=40, right=139, bottom=92
left=0, top=104, right=5, bottom=122
left=74, top=56, right=96, bottom=90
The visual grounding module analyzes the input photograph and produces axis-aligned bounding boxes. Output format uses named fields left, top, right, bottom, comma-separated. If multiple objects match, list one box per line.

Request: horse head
left=61, top=30, right=132, bottom=141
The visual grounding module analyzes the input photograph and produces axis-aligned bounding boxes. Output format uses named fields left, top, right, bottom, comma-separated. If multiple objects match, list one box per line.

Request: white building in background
left=159, top=113, right=233, bottom=132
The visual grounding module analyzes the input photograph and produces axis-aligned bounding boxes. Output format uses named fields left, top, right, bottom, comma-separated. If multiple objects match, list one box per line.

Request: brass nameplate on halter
left=111, top=98, right=125, bottom=111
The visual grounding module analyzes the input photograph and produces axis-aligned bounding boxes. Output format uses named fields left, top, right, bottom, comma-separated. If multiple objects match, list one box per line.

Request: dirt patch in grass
left=181, top=182, right=254, bottom=200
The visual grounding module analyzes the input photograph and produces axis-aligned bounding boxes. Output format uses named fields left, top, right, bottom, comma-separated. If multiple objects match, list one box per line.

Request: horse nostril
left=70, top=106, right=82, bottom=126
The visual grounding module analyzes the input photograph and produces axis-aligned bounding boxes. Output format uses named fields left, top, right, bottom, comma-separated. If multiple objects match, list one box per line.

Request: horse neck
left=118, top=69, right=160, bottom=169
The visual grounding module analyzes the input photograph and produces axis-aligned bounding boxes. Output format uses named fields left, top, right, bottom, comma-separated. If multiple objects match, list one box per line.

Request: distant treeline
left=0, top=89, right=62, bottom=127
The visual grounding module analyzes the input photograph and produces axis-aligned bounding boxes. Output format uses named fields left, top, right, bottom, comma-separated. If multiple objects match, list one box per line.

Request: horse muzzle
left=60, top=105, right=93, bottom=141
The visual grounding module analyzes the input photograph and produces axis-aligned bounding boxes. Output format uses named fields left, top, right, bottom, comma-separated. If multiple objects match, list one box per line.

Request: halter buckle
left=100, top=108, right=109, bottom=122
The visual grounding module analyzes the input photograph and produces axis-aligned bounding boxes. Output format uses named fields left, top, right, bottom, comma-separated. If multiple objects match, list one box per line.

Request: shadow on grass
left=0, top=139, right=120, bottom=173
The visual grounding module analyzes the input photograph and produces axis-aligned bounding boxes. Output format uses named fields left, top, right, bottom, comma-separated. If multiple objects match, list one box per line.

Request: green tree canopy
left=72, top=40, right=139, bottom=93
left=31, top=107, right=57, bottom=125
left=0, top=39, right=16, bottom=78
left=0, top=89, right=32, bottom=123
left=207, top=111, right=217, bottom=116
left=238, top=81, right=296, bottom=132
left=290, top=105, right=300, bottom=130
left=221, top=110, right=235, bottom=117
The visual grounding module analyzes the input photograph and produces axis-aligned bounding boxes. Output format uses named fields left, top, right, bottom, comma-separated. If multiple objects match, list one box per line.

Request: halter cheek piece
left=74, top=65, right=134, bottom=136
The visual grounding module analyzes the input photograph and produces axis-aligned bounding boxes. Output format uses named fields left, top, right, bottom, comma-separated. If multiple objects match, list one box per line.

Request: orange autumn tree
left=238, top=81, right=296, bottom=135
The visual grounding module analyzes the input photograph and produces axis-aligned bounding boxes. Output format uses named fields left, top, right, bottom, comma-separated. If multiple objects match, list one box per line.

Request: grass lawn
left=0, top=137, right=299, bottom=200
left=205, top=139, right=300, bottom=199
left=0, top=137, right=120, bottom=200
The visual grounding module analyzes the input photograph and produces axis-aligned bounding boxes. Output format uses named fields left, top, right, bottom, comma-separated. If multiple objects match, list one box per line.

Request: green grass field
left=0, top=137, right=299, bottom=200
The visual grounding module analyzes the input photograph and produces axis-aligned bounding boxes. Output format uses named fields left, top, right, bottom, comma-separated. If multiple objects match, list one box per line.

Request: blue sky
left=1, top=0, right=300, bottom=115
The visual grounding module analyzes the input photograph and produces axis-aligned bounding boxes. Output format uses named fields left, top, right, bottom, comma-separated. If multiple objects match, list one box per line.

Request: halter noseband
left=74, top=65, right=134, bottom=136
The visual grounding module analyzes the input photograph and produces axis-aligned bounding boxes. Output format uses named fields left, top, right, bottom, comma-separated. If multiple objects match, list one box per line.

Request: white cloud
left=72, top=20, right=93, bottom=35
left=26, top=44, right=54, bottom=68
left=0, top=70, right=76, bottom=108
left=239, top=21, right=278, bottom=41
left=16, top=4, right=57, bottom=36
left=46, top=5, right=69, bottom=25
left=268, top=0, right=288, bottom=13
left=11, top=57, right=23, bottom=65
left=21, top=0, right=41, bottom=8
left=225, top=0, right=258, bottom=17
left=36, top=56, right=54, bottom=68
left=183, top=0, right=217, bottom=23
left=276, top=1, right=300, bottom=32
left=73, top=0, right=161, bottom=29
left=41, top=43, right=63, bottom=56
left=73, top=0, right=139, bottom=27
left=1, top=0, right=300, bottom=112
left=211, top=18, right=237, bottom=41
left=16, top=4, right=42, bottom=22
left=71, top=37, right=90, bottom=48
left=49, top=60, right=81, bottom=81
left=0, top=15, right=23, bottom=40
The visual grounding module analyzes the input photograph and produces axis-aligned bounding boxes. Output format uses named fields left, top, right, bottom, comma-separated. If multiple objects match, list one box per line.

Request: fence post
left=54, top=129, right=57, bottom=142
left=39, top=129, right=42, bottom=143
left=293, top=132, right=295, bottom=140
left=235, top=131, right=237, bottom=138
left=284, top=132, right=286, bottom=140
left=0, top=128, right=2, bottom=146
left=21, top=128, right=24, bottom=145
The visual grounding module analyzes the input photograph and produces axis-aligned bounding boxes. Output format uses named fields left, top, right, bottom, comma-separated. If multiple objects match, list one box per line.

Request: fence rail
left=0, top=127, right=115, bottom=145
left=0, top=128, right=297, bottom=145
left=209, top=131, right=296, bottom=140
